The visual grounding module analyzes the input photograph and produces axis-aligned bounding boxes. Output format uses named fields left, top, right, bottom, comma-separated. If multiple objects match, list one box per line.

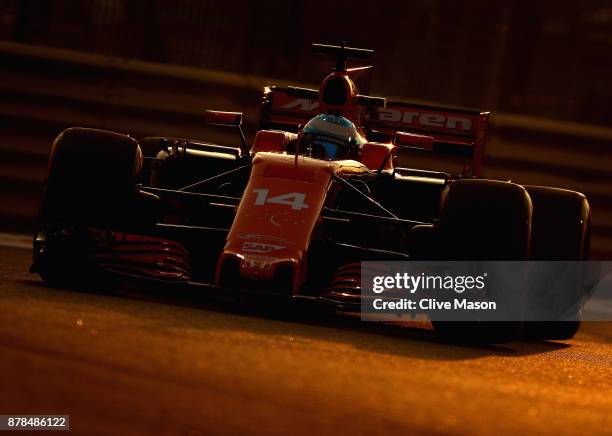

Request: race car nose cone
left=216, top=252, right=297, bottom=295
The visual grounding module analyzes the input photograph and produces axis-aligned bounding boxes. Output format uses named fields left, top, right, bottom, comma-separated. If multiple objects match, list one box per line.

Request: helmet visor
left=305, top=134, right=350, bottom=160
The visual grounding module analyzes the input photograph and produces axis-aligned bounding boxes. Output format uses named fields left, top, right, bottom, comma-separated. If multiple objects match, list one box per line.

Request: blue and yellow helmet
left=300, top=114, right=361, bottom=160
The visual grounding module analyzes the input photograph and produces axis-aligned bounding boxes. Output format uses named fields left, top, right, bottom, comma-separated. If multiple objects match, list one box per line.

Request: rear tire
left=523, top=320, right=581, bottom=341
left=522, top=186, right=591, bottom=340
left=432, top=179, right=532, bottom=343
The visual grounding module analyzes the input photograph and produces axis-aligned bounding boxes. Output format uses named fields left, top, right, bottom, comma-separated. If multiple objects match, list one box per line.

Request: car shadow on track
left=17, top=278, right=572, bottom=361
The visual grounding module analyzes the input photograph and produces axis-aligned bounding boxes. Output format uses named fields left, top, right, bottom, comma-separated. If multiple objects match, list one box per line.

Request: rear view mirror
left=204, top=110, right=243, bottom=127
left=204, top=110, right=248, bottom=157
left=394, top=131, right=434, bottom=150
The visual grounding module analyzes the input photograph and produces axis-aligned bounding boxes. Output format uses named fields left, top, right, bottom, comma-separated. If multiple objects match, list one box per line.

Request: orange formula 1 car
left=31, top=44, right=591, bottom=342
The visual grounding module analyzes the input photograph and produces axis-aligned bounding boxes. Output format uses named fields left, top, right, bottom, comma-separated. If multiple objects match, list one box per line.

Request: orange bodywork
left=361, top=142, right=396, bottom=172
left=216, top=152, right=368, bottom=293
left=251, top=130, right=297, bottom=153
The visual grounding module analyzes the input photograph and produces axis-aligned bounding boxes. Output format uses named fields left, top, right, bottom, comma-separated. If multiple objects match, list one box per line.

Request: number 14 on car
left=252, top=189, right=309, bottom=211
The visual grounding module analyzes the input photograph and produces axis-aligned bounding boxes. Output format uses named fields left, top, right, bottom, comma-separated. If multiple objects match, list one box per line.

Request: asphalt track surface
left=1, top=244, right=612, bottom=436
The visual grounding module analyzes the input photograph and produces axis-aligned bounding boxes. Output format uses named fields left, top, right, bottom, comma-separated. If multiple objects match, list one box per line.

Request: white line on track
left=0, top=232, right=32, bottom=250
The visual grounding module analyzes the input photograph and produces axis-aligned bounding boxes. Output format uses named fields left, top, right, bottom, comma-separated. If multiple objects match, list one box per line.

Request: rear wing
left=260, top=86, right=489, bottom=176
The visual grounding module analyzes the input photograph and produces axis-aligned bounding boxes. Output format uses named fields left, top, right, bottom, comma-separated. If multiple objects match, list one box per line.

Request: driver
left=298, top=114, right=362, bottom=161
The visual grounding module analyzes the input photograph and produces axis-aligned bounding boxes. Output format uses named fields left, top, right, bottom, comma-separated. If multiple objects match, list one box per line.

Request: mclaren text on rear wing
left=260, top=86, right=490, bottom=176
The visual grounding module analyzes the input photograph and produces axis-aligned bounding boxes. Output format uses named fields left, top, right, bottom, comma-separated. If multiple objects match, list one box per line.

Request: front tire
left=39, top=127, right=143, bottom=227
left=432, top=179, right=532, bottom=343
left=34, top=128, right=145, bottom=285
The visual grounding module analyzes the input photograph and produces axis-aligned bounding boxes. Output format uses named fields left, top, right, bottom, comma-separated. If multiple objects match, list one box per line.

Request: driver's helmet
left=299, top=114, right=361, bottom=160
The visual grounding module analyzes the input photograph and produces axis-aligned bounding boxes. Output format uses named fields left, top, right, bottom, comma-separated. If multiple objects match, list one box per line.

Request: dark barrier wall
left=2, top=0, right=612, bottom=126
